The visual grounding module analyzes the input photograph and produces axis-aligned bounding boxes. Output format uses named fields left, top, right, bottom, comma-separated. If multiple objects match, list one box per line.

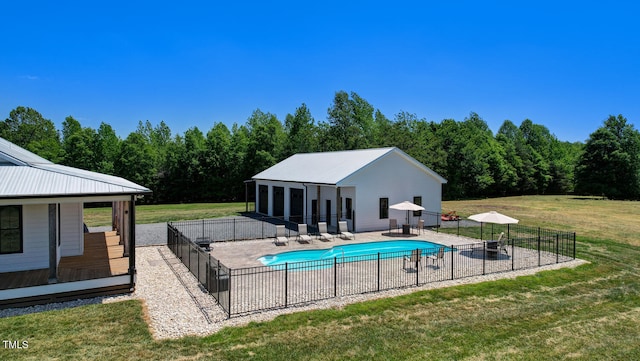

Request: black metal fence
left=167, top=219, right=576, bottom=318
left=170, top=211, right=443, bottom=244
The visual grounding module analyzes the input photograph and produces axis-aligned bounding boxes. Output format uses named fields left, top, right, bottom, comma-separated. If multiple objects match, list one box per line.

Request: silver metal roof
left=0, top=137, right=151, bottom=198
left=253, top=147, right=447, bottom=185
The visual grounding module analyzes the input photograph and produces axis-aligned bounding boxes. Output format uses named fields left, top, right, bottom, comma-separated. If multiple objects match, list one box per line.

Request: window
left=345, top=198, right=353, bottom=220
left=0, top=205, right=22, bottom=254
left=413, top=196, right=422, bottom=217
left=379, top=198, right=389, bottom=219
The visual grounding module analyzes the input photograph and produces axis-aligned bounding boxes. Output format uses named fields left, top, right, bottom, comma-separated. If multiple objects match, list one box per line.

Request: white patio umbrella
left=468, top=211, right=519, bottom=224
left=468, top=211, right=518, bottom=240
left=389, top=201, right=425, bottom=224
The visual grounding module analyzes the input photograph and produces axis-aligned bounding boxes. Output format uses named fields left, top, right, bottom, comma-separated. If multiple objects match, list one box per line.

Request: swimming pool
left=258, top=240, right=450, bottom=269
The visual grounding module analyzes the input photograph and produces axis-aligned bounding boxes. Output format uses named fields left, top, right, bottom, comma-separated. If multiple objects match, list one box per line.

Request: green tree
left=95, top=122, right=120, bottom=174
left=203, top=122, right=233, bottom=200
left=1, top=106, right=62, bottom=162
left=323, top=91, right=375, bottom=150
left=61, top=116, right=98, bottom=170
left=114, top=132, right=156, bottom=200
left=437, top=113, right=503, bottom=198
left=575, top=115, right=640, bottom=199
left=284, top=103, right=317, bottom=157
left=244, top=109, right=286, bottom=177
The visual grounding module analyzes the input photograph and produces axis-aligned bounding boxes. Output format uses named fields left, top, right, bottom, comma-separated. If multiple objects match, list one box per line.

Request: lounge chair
left=317, top=222, right=334, bottom=241
left=472, top=232, right=506, bottom=256
left=486, top=232, right=508, bottom=257
left=414, top=219, right=425, bottom=234
left=338, top=221, right=355, bottom=240
left=389, top=218, right=399, bottom=234
left=274, top=225, right=289, bottom=245
left=403, top=249, right=422, bottom=270
left=296, top=224, right=313, bottom=243
left=427, top=246, right=445, bottom=266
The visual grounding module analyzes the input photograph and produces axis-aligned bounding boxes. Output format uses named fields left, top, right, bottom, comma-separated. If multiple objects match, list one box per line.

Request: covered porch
left=0, top=230, right=129, bottom=291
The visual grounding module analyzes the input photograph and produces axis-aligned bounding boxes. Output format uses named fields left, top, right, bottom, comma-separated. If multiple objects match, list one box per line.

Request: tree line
left=2, top=90, right=639, bottom=202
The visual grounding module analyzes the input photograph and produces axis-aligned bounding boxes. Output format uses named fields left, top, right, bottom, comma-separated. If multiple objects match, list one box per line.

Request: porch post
left=128, top=195, right=136, bottom=289
left=336, top=187, right=341, bottom=226
left=48, top=204, right=57, bottom=283
left=316, top=185, right=321, bottom=224
left=122, top=201, right=131, bottom=257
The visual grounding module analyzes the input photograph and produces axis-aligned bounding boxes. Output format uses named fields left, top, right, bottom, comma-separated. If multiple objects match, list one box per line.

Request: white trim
left=0, top=195, right=131, bottom=206
left=0, top=275, right=131, bottom=301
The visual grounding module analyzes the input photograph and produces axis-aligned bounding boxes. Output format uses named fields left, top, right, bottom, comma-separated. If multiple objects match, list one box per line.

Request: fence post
left=233, top=218, right=236, bottom=241
left=284, top=263, right=288, bottom=308
left=511, top=238, right=515, bottom=271
left=217, top=259, right=221, bottom=304
left=556, top=233, right=560, bottom=263
left=334, top=257, right=338, bottom=298
left=538, top=229, right=541, bottom=267
left=482, top=242, right=486, bottom=275
left=451, top=245, right=454, bottom=280
left=415, top=248, right=419, bottom=286
left=573, top=232, right=576, bottom=259
left=377, top=253, right=381, bottom=292
left=206, top=255, right=210, bottom=292
left=202, top=219, right=205, bottom=240
left=227, top=270, right=231, bottom=319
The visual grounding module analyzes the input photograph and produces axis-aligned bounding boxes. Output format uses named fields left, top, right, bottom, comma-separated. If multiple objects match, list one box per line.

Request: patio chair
left=317, top=222, right=334, bottom=241
left=414, top=219, right=425, bottom=234
left=296, top=224, right=313, bottom=244
left=274, top=225, right=289, bottom=245
left=472, top=232, right=505, bottom=256
left=427, top=246, right=445, bottom=266
left=338, top=221, right=355, bottom=240
left=389, top=218, right=399, bottom=234
left=486, top=232, right=508, bottom=257
left=403, top=249, right=422, bottom=270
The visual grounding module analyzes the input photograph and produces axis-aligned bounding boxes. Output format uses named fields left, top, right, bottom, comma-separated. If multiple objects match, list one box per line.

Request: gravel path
left=0, top=227, right=588, bottom=340
left=89, top=222, right=167, bottom=246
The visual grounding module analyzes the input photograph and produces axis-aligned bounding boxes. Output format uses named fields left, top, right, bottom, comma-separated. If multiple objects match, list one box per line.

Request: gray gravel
left=89, top=222, right=167, bottom=246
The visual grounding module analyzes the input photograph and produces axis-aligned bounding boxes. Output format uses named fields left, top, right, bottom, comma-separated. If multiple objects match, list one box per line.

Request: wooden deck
left=0, top=231, right=130, bottom=291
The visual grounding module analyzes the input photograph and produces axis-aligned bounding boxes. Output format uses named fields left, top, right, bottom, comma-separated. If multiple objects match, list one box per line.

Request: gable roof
left=0, top=137, right=152, bottom=199
left=253, top=147, right=447, bottom=185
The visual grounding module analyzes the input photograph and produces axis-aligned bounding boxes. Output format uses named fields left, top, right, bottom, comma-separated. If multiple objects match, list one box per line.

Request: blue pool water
left=258, top=240, right=450, bottom=269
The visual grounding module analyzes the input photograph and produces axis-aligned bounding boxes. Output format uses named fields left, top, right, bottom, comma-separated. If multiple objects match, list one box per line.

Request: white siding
left=338, top=186, right=356, bottom=231
left=346, top=151, right=443, bottom=232
left=60, top=203, right=83, bottom=257
left=0, top=204, right=49, bottom=272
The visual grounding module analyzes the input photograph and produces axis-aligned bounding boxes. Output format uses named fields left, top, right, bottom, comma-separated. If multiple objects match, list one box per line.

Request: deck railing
left=167, top=220, right=576, bottom=318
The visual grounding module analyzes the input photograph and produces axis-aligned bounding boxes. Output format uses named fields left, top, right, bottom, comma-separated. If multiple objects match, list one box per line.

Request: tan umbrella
left=469, top=211, right=518, bottom=240
left=468, top=211, right=519, bottom=224
left=390, top=201, right=425, bottom=224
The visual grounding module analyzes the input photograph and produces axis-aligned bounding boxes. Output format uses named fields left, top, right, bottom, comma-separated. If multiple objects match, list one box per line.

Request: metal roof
left=0, top=137, right=151, bottom=198
left=253, top=147, right=447, bottom=185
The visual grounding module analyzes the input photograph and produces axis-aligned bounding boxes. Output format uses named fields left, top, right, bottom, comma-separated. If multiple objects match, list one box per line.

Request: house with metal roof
left=0, top=137, right=151, bottom=308
left=252, top=147, right=447, bottom=232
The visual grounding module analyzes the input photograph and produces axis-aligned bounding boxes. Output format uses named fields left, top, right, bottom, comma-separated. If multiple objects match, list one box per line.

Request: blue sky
left=1, top=1, right=638, bottom=143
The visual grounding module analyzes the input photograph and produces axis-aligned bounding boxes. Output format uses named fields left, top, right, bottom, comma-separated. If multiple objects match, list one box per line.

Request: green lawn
left=2, top=196, right=639, bottom=360
left=83, top=202, right=251, bottom=226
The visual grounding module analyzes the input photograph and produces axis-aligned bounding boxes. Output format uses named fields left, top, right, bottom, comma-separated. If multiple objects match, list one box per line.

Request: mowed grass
left=2, top=196, right=639, bottom=360
left=442, top=195, right=640, bottom=247
left=83, top=202, right=251, bottom=226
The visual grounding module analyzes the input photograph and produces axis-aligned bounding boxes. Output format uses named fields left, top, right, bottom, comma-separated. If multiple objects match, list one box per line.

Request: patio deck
left=0, top=231, right=130, bottom=291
